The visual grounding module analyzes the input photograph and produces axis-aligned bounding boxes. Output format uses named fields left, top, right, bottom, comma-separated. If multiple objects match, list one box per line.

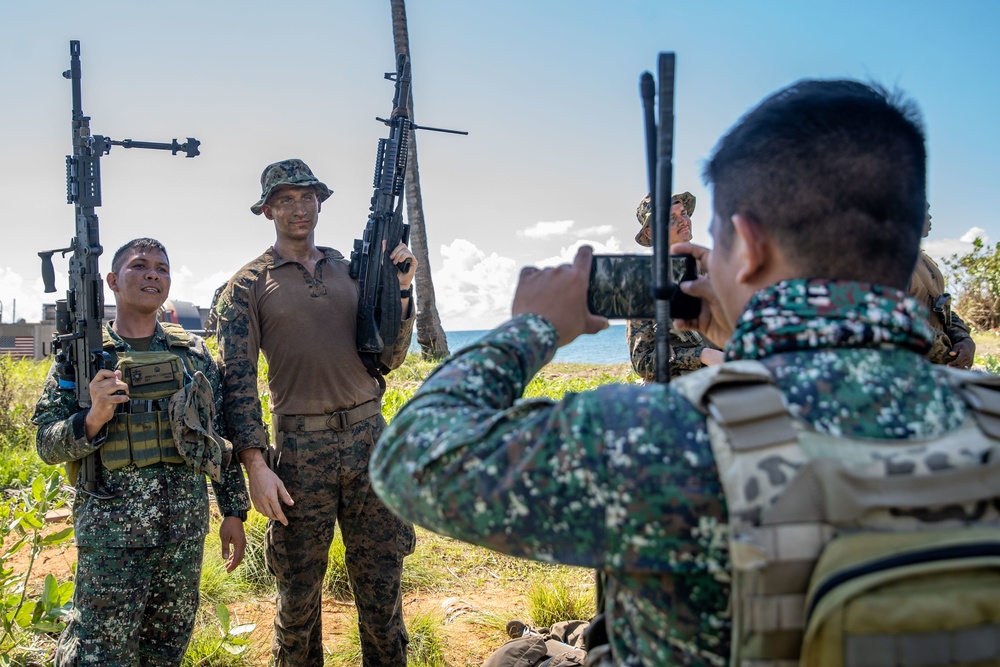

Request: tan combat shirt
left=216, top=246, right=414, bottom=453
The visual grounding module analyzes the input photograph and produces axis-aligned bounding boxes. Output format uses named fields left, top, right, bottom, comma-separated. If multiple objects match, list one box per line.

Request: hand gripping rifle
left=640, top=53, right=677, bottom=384
left=38, top=40, right=201, bottom=498
left=349, top=53, right=465, bottom=388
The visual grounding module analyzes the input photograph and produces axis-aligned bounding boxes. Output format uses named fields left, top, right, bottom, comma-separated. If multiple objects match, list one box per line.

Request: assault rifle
left=640, top=53, right=677, bottom=384
left=349, top=53, right=465, bottom=387
left=38, top=40, right=201, bottom=497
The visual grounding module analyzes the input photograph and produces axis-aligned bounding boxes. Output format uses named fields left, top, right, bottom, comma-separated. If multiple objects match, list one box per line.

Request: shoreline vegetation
left=0, top=329, right=998, bottom=665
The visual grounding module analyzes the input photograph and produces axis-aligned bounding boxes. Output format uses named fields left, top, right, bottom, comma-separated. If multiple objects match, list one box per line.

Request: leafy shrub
left=0, top=470, right=75, bottom=664
left=943, top=237, right=1000, bottom=330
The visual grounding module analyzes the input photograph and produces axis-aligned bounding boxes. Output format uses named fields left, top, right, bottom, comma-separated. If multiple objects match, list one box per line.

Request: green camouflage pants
left=266, top=414, right=416, bottom=667
left=55, top=538, right=203, bottom=666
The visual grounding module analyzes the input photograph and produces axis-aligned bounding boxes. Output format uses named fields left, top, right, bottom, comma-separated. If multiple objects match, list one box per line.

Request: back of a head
left=705, top=80, right=927, bottom=289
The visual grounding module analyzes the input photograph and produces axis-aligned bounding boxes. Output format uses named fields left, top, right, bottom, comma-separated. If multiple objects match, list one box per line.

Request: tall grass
left=0, top=357, right=59, bottom=487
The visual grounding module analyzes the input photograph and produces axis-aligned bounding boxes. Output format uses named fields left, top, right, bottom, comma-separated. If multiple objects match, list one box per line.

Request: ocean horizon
left=410, top=323, right=630, bottom=365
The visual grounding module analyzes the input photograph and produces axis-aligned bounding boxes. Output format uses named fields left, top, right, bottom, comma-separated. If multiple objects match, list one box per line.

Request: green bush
left=944, top=237, right=1000, bottom=330
left=0, top=357, right=58, bottom=488
left=0, top=470, right=75, bottom=664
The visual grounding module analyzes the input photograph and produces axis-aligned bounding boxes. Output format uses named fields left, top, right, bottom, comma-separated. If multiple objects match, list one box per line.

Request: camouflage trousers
left=55, top=538, right=203, bottom=667
left=266, top=414, right=416, bottom=667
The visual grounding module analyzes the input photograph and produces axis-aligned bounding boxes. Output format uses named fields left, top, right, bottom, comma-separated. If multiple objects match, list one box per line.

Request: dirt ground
left=8, top=517, right=556, bottom=666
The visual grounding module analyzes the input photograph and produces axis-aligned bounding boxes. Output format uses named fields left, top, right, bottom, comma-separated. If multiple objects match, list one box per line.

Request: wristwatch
left=400, top=286, right=413, bottom=299
left=224, top=510, right=248, bottom=522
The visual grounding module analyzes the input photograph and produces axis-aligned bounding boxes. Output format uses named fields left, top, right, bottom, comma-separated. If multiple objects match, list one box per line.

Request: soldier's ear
left=731, top=214, right=771, bottom=285
left=106, top=271, right=119, bottom=293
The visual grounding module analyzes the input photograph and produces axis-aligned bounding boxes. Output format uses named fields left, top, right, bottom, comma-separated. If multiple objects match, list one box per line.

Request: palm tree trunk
left=390, top=0, right=451, bottom=360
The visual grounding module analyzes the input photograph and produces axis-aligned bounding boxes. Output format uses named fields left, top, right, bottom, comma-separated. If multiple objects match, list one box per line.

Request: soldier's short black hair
left=111, top=238, right=170, bottom=273
left=704, top=80, right=926, bottom=289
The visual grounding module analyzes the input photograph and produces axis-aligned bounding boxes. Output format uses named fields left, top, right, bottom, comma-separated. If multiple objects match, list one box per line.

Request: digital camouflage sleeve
left=32, top=323, right=249, bottom=547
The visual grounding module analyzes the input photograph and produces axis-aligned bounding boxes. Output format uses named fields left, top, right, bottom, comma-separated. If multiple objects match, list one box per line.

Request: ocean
left=410, top=323, right=630, bottom=365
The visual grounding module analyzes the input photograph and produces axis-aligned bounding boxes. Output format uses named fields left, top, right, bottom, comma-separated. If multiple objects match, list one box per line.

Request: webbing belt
left=845, top=624, right=1000, bottom=667
left=276, top=400, right=381, bottom=433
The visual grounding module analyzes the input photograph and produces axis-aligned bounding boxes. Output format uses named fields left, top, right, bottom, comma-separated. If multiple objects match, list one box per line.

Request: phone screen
left=587, top=254, right=700, bottom=320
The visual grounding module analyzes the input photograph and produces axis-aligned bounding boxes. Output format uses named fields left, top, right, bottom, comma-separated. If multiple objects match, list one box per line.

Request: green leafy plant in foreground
left=0, top=469, right=75, bottom=662
left=183, top=603, right=255, bottom=667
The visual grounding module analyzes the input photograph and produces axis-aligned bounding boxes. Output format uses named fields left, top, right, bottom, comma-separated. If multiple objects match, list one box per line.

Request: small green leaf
left=41, top=526, right=74, bottom=546
left=31, top=476, right=45, bottom=502
left=215, top=602, right=231, bottom=634
left=221, top=641, right=249, bottom=655
left=41, top=574, right=59, bottom=609
left=30, top=620, right=65, bottom=633
left=228, top=622, right=255, bottom=636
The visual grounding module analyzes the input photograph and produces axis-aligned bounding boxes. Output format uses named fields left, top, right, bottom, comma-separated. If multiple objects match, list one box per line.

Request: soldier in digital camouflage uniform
left=627, top=191, right=722, bottom=381
left=32, top=238, right=249, bottom=667
left=369, top=81, right=980, bottom=666
left=908, top=205, right=976, bottom=367
left=215, top=159, right=416, bottom=667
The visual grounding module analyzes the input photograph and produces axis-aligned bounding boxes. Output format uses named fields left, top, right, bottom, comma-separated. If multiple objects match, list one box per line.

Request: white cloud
left=923, top=227, right=991, bottom=264
left=960, top=227, right=989, bottom=244
left=0, top=267, right=50, bottom=324
left=168, top=267, right=237, bottom=309
left=535, top=237, right=627, bottom=268
left=577, top=225, right=615, bottom=237
left=433, top=239, right=520, bottom=331
left=518, top=220, right=575, bottom=239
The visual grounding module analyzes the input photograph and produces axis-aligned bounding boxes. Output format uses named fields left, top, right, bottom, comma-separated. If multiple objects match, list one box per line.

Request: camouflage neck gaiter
left=727, top=279, right=934, bottom=361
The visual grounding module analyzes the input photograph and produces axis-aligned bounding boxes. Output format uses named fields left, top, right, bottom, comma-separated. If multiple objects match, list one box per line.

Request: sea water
left=410, top=323, right=630, bottom=365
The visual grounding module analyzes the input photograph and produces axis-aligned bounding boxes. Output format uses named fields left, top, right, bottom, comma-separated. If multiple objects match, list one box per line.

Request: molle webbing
left=100, top=324, right=192, bottom=470
left=674, top=361, right=1000, bottom=667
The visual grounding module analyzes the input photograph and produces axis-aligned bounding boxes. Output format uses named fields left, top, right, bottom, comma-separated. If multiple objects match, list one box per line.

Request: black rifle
left=38, top=40, right=201, bottom=497
left=589, top=54, right=679, bottom=645
left=349, top=53, right=465, bottom=388
left=640, top=53, right=677, bottom=384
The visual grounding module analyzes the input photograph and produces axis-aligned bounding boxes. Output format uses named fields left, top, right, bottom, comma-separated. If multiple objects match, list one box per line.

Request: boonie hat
left=634, top=191, right=697, bottom=247
left=251, top=159, right=333, bottom=215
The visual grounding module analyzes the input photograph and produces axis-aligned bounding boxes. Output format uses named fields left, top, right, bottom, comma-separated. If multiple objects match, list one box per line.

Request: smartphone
left=587, top=254, right=701, bottom=320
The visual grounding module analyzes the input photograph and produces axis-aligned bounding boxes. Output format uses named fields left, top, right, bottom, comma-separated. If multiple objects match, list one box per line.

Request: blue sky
left=1, top=1, right=998, bottom=330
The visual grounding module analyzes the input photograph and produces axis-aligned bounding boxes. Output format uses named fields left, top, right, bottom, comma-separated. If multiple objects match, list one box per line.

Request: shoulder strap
left=159, top=322, right=192, bottom=349
left=937, top=366, right=1000, bottom=439
left=101, top=325, right=116, bottom=352
left=673, top=360, right=797, bottom=451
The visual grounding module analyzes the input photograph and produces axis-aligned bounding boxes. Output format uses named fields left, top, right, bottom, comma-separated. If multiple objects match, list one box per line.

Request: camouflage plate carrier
left=66, top=323, right=192, bottom=486
left=674, top=361, right=1000, bottom=667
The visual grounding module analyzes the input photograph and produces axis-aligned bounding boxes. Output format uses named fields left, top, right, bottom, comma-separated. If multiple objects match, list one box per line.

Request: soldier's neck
left=112, top=311, right=159, bottom=339
left=274, top=237, right=323, bottom=272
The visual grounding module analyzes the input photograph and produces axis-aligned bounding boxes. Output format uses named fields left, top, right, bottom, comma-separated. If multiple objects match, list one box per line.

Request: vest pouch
left=101, top=351, right=187, bottom=470
left=116, top=352, right=185, bottom=400
left=101, top=412, right=134, bottom=471
left=801, top=527, right=1000, bottom=667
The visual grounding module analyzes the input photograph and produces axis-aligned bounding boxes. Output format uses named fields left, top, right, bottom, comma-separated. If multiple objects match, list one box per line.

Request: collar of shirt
left=264, top=245, right=345, bottom=269
left=727, top=279, right=934, bottom=361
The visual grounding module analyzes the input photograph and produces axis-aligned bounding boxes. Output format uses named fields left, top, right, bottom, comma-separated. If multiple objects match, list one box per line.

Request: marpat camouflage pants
left=55, top=538, right=203, bottom=666
left=266, top=414, right=415, bottom=667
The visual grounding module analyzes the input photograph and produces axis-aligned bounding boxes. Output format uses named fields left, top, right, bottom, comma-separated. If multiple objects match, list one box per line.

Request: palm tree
left=390, top=0, right=451, bottom=360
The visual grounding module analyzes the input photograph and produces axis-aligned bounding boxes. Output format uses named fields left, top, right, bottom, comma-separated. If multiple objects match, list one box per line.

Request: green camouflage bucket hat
left=251, top=158, right=333, bottom=215
left=634, top=191, right=697, bottom=247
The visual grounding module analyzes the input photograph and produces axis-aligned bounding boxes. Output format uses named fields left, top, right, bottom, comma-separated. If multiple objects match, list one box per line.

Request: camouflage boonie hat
left=168, top=370, right=232, bottom=482
left=251, top=158, right=333, bottom=215
left=634, top=192, right=697, bottom=247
